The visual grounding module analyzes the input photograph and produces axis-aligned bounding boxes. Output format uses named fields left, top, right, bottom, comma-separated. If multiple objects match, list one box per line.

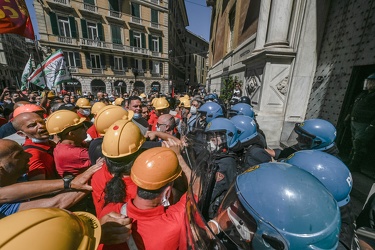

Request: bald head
left=0, top=139, right=22, bottom=159
left=13, top=112, right=49, bottom=139
left=157, top=114, right=175, bottom=133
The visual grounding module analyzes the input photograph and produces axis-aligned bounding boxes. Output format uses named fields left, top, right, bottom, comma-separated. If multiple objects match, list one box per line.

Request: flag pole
left=33, top=37, right=49, bottom=90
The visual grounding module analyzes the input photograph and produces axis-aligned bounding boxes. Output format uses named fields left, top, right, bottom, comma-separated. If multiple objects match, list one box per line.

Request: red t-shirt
left=87, top=124, right=100, bottom=140
left=54, top=143, right=91, bottom=177
left=99, top=194, right=187, bottom=250
left=91, top=162, right=137, bottom=216
left=148, top=111, right=158, bottom=131
left=23, top=138, right=57, bottom=180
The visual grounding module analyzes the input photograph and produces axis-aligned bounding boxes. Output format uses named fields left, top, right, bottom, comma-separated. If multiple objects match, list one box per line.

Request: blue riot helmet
left=205, top=118, right=239, bottom=152
left=228, top=103, right=255, bottom=118
left=207, top=94, right=216, bottom=101
left=284, top=150, right=352, bottom=207
left=294, top=118, right=336, bottom=150
left=213, top=162, right=341, bottom=249
left=198, top=102, right=224, bottom=124
left=230, top=115, right=258, bottom=144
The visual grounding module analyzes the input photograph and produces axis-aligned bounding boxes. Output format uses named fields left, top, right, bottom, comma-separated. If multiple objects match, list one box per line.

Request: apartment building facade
left=34, top=0, right=169, bottom=96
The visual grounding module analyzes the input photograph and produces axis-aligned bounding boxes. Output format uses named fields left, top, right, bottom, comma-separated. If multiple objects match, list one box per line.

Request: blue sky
left=26, top=0, right=211, bottom=42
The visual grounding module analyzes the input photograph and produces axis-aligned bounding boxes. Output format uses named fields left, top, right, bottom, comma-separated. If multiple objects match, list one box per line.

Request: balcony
left=58, top=36, right=77, bottom=45
left=109, top=10, right=122, bottom=19
left=152, top=72, right=161, bottom=77
left=151, top=51, right=161, bottom=57
left=51, top=0, right=70, bottom=7
left=80, top=38, right=107, bottom=48
left=91, top=68, right=103, bottom=74
left=131, top=16, right=141, bottom=24
left=83, top=3, right=97, bottom=13
left=112, top=69, right=125, bottom=75
left=150, top=22, right=159, bottom=29
left=111, top=43, right=124, bottom=51
left=125, top=45, right=150, bottom=55
left=150, top=0, right=159, bottom=4
left=69, top=66, right=78, bottom=73
left=137, top=69, right=145, bottom=76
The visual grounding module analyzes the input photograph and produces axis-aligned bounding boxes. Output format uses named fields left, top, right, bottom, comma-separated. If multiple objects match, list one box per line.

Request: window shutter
left=100, top=54, right=106, bottom=69
left=75, top=52, right=82, bottom=67
left=81, top=19, right=88, bottom=39
left=98, top=23, right=104, bottom=41
left=49, top=12, right=59, bottom=35
left=85, top=52, right=91, bottom=68
left=151, top=9, right=158, bottom=23
left=141, top=33, right=146, bottom=48
left=109, top=55, right=114, bottom=69
left=122, top=57, right=128, bottom=68
left=109, top=0, right=119, bottom=11
left=159, top=37, right=163, bottom=53
left=148, top=34, right=153, bottom=51
left=130, top=58, right=135, bottom=68
left=129, top=30, right=134, bottom=46
left=132, top=3, right=140, bottom=17
left=69, top=16, right=77, bottom=38
left=142, top=59, right=146, bottom=70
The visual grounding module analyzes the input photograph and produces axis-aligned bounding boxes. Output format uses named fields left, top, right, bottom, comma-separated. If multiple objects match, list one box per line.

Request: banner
left=28, top=50, right=71, bottom=89
left=0, top=0, right=35, bottom=40
left=21, top=55, right=32, bottom=89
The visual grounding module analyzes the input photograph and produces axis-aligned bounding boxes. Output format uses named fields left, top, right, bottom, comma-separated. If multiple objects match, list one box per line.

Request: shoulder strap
left=23, top=144, right=54, bottom=156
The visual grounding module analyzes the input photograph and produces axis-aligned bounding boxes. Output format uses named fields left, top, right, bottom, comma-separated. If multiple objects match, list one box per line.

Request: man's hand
left=163, top=138, right=182, bottom=156
left=2, top=87, right=9, bottom=94
left=100, top=212, right=133, bottom=245
left=70, top=157, right=104, bottom=191
left=145, top=131, right=158, bottom=140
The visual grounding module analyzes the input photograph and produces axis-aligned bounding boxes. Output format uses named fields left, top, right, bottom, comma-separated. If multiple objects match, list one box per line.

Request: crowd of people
left=0, top=74, right=374, bottom=249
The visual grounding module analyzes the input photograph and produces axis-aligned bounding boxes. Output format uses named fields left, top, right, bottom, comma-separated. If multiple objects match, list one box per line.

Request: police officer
left=348, top=73, right=375, bottom=171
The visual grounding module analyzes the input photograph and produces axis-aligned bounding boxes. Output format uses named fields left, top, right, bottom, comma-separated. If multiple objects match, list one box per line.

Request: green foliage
left=220, top=76, right=242, bottom=104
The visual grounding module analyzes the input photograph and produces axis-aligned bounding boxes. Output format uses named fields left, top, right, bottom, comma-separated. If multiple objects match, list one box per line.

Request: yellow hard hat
left=76, top=98, right=92, bottom=108
left=184, top=94, right=189, bottom=99
left=91, top=102, right=107, bottom=115
left=179, top=97, right=191, bottom=108
left=94, top=105, right=133, bottom=136
left=0, top=208, right=101, bottom=250
left=46, top=110, right=86, bottom=135
left=140, top=93, right=146, bottom=98
left=102, top=119, right=146, bottom=158
left=131, top=147, right=182, bottom=190
left=153, top=97, right=169, bottom=110
left=114, top=98, right=125, bottom=106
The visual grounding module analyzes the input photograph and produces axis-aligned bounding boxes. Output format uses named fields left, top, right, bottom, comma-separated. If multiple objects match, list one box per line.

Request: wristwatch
left=62, top=175, right=75, bottom=190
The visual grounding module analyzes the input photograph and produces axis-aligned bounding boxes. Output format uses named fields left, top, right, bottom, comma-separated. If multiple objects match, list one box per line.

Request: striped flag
left=21, top=55, right=32, bottom=89
left=28, top=50, right=71, bottom=89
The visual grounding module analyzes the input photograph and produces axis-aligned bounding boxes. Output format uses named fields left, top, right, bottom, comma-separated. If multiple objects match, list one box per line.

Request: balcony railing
left=152, top=72, right=161, bottom=77
left=69, top=66, right=78, bottom=73
left=131, top=16, right=141, bottom=24
left=113, top=69, right=125, bottom=75
left=151, top=51, right=161, bottom=57
left=150, top=0, right=159, bottom=4
left=58, top=36, right=75, bottom=44
left=126, top=46, right=149, bottom=55
left=83, top=3, right=97, bottom=13
left=137, top=69, right=145, bottom=76
left=109, top=10, right=122, bottom=18
left=150, top=22, right=159, bottom=29
left=91, top=68, right=103, bottom=74
left=80, top=38, right=107, bottom=48
left=51, top=0, right=70, bottom=7
left=112, top=43, right=124, bottom=50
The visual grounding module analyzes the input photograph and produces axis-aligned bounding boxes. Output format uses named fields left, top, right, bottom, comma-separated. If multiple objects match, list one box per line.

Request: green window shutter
left=109, top=0, right=119, bottom=11
left=74, top=52, right=82, bottom=67
left=81, top=19, right=88, bottom=39
left=132, top=3, right=140, bottom=17
left=122, top=57, right=128, bottom=68
left=49, top=12, right=59, bottom=35
left=129, top=30, right=134, bottom=46
left=148, top=34, right=153, bottom=51
left=84, top=0, right=95, bottom=5
left=98, top=23, right=104, bottom=41
left=100, top=54, right=106, bottom=69
left=159, top=37, right=163, bottom=53
left=151, top=9, right=158, bottom=23
left=85, top=52, right=91, bottom=68
left=111, top=26, right=121, bottom=44
left=141, top=33, right=145, bottom=48
left=69, top=16, right=77, bottom=38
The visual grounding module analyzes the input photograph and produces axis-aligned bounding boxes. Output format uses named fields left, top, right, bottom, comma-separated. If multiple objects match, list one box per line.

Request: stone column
left=265, top=0, right=294, bottom=47
left=254, top=0, right=271, bottom=51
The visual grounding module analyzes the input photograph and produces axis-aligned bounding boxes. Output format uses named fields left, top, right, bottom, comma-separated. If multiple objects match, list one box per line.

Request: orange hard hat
left=13, top=104, right=45, bottom=118
left=131, top=147, right=182, bottom=190
left=76, top=98, right=91, bottom=108
left=102, top=119, right=145, bottom=158
left=46, top=110, right=86, bottom=135
left=114, top=98, right=125, bottom=106
left=91, top=102, right=107, bottom=115
left=94, top=105, right=133, bottom=136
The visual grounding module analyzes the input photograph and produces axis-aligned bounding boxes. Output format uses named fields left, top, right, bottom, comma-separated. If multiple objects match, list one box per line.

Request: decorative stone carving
left=276, top=76, right=289, bottom=95
left=245, top=75, right=260, bottom=96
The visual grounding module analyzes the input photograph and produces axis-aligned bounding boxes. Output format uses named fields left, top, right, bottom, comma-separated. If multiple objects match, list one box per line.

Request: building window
left=114, top=56, right=123, bottom=70
left=151, top=9, right=158, bottom=26
left=152, top=61, right=160, bottom=74
left=87, top=22, right=98, bottom=40
left=228, top=7, right=235, bottom=51
left=90, top=54, right=101, bottom=68
left=131, top=3, right=141, bottom=23
left=64, top=51, right=81, bottom=67
left=152, top=36, right=159, bottom=52
left=133, top=32, right=141, bottom=48
left=111, top=25, right=122, bottom=44
left=58, top=16, right=71, bottom=37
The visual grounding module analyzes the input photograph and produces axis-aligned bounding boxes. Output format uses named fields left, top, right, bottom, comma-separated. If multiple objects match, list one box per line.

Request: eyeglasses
left=157, top=123, right=167, bottom=127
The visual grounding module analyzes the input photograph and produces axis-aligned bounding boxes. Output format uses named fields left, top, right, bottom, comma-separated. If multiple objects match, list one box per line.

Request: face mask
left=31, top=138, right=49, bottom=143
left=133, top=113, right=141, bottom=119
left=208, top=141, right=217, bottom=152
left=156, top=126, right=161, bottom=132
left=4, top=100, right=11, bottom=104
left=190, top=106, right=197, bottom=115
left=81, top=109, right=91, bottom=116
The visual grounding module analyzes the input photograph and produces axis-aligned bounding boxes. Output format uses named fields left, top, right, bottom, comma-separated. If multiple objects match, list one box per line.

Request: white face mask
left=31, top=138, right=49, bottom=143
left=208, top=141, right=217, bottom=152
left=81, top=109, right=91, bottom=116
left=190, top=106, right=197, bottom=115
left=133, top=113, right=141, bottom=119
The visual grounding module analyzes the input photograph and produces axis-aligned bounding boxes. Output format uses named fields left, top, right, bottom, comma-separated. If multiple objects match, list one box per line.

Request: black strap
left=23, top=144, right=54, bottom=156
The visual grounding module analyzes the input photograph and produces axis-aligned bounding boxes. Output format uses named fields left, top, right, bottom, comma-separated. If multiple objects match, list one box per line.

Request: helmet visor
left=215, top=184, right=257, bottom=249
left=227, top=109, right=238, bottom=118
left=294, top=123, right=316, bottom=149
left=205, top=131, right=227, bottom=153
